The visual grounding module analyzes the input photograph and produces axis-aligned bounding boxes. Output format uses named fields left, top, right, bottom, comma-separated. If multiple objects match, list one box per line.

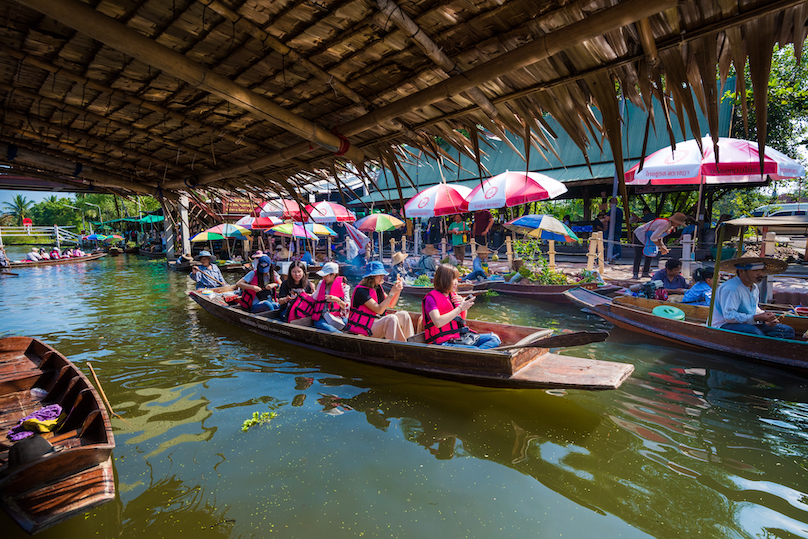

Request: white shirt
left=710, top=276, right=764, bottom=327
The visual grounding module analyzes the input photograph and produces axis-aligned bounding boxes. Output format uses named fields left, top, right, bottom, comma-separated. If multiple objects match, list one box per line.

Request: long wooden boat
left=107, top=247, right=121, bottom=257
left=138, top=248, right=166, bottom=258
left=610, top=295, right=808, bottom=337
left=123, top=246, right=139, bottom=254
left=383, top=280, right=488, bottom=298
left=564, top=287, right=808, bottom=369
left=0, top=337, right=115, bottom=534
left=491, top=280, right=619, bottom=303
left=169, top=259, right=246, bottom=274
left=8, top=252, right=106, bottom=268
left=189, top=290, right=633, bottom=390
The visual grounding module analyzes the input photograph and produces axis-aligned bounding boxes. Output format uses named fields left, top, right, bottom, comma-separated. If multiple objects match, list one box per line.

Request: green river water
left=1, top=247, right=807, bottom=538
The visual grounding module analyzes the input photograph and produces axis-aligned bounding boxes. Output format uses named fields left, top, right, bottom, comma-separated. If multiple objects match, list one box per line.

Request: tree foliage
left=2, top=194, right=34, bottom=225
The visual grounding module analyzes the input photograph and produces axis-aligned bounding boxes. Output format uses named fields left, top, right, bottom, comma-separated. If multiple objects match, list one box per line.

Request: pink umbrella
left=404, top=183, right=471, bottom=217
left=235, top=215, right=283, bottom=229
left=258, top=199, right=303, bottom=221
left=304, top=201, right=355, bottom=223
left=625, top=136, right=806, bottom=185
left=461, top=171, right=567, bottom=211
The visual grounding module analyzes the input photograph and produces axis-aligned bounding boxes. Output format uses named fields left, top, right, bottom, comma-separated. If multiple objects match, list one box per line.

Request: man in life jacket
left=236, top=255, right=280, bottom=313
left=310, top=262, right=351, bottom=332
left=422, top=264, right=501, bottom=349
left=345, top=261, right=413, bottom=340
left=632, top=212, right=687, bottom=279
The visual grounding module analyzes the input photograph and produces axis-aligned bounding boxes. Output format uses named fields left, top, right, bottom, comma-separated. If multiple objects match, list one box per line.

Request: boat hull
left=492, top=281, right=604, bottom=303
left=565, top=288, right=808, bottom=369
left=189, top=291, right=633, bottom=390
left=138, top=248, right=166, bottom=258
left=0, top=337, right=116, bottom=534
left=8, top=252, right=106, bottom=268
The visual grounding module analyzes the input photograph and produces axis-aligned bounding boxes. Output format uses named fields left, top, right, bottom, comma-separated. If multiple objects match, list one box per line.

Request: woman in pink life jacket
left=310, top=262, right=351, bottom=332
left=236, top=255, right=281, bottom=313
left=281, top=260, right=316, bottom=322
left=345, top=261, right=414, bottom=341
left=422, top=264, right=501, bottom=349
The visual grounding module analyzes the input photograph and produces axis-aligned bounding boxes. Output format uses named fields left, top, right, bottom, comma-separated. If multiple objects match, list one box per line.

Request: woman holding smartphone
left=422, top=264, right=501, bottom=349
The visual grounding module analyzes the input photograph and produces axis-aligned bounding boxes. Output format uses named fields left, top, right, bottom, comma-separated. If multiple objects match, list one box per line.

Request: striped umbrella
left=404, top=183, right=471, bottom=217
left=304, top=201, right=355, bottom=223
left=504, top=214, right=579, bottom=242
left=461, top=171, right=567, bottom=211
left=207, top=224, right=251, bottom=238
left=259, top=199, right=303, bottom=220
left=269, top=223, right=319, bottom=240
left=354, top=213, right=404, bottom=232
left=235, top=215, right=282, bottom=229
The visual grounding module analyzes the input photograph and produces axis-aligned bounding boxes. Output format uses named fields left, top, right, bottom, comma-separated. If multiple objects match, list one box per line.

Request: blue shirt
left=711, top=276, right=763, bottom=327
left=472, top=256, right=489, bottom=276
left=301, top=251, right=313, bottom=264
left=189, top=264, right=224, bottom=289
left=651, top=269, right=689, bottom=291
left=681, top=281, right=712, bottom=305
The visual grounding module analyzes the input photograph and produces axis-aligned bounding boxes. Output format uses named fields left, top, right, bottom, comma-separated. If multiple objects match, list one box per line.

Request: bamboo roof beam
left=0, top=45, right=265, bottom=153
left=14, top=0, right=365, bottom=165
left=374, top=0, right=498, bottom=121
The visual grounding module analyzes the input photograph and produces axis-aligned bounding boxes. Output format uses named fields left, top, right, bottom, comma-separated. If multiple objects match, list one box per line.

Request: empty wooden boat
left=0, top=337, right=115, bottom=534
left=137, top=248, right=166, bottom=258
left=190, top=290, right=634, bottom=390
left=491, top=281, right=620, bottom=303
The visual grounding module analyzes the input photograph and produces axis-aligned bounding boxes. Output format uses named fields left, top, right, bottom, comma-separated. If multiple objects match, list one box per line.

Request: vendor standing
left=473, top=209, right=492, bottom=248
left=448, top=214, right=469, bottom=265
left=632, top=212, right=687, bottom=279
left=189, top=250, right=225, bottom=289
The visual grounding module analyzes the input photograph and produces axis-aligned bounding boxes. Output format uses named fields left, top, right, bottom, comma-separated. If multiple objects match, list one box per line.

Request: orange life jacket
left=288, top=290, right=316, bottom=321
left=422, top=290, right=466, bottom=344
left=238, top=272, right=276, bottom=311
left=311, top=276, right=345, bottom=322
left=345, top=285, right=384, bottom=336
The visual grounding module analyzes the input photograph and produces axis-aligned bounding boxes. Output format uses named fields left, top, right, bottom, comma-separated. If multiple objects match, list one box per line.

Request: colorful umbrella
left=304, top=201, right=355, bottom=223
left=461, top=171, right=567, bottom=211
left=190, top=231, right=227, bottom=242
left=269, top=223, right=319, bottom=240
left=85, top=233, right=106, bottom=241
left=259, top=199, right=303, bottom=220
left=504, top=214, right=579, bottom=242
left=303, top=223, right=337, bottom=236
left=354, top=213, right=404, bottom=232
left=235, top=215, right=282, bottom=229
left=103, top=234, right=124, bottom=241
left=404, top=183, right=471, bottom=217
left=345, top=223, right=370, bottom=249
left=625, top=136, right=806, bottom=185
left=206, top=224, right=251, bottom=238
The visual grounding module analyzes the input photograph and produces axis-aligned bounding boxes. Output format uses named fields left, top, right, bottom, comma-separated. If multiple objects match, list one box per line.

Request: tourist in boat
left=26, top=248, right=41, bottom=261
left=0, top=245, right=9, bottom=268
left=236, top=255, right=281, bottom=313
left=415, top=244, right=439, bottom=276
left=189, top=250, right=225, bottom=289
left=310, top=262, right=351, bottom=333
left=38, top=248, right=50, bottom=260
left=709, top=257, right=795, bottom=339
left=49, top=247, right=61, bottom=259
left=279, top=261, right=316, bottom=321
left=650, top=259, right=690, bottom=295
left=389, top=251, right=410, bottom=281
left=463, top=246, right=490, bottom=281
left=300, top=250, right=314, bottom=265
left=345, top=261, right=414, bottom=341
left=632, top=212, right=688, bottom=279
left=682, top=267, right=714, bottom=306
left=448, top=214, right=468, bottom=265
left=423, top=264, right=501, bottom=349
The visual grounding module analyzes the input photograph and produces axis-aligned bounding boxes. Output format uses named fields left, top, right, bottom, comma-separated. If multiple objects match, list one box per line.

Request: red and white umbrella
left=304, top=201, right=355, bottom=223
left=625, top=136, right=806, bottom=185
left=404, top=183, right=471, bottom=217
left=235, top=215, right=282, bottom=229
left=258, top=199, right=303, bottom=220
left=461, top=171, right=567, bottom=211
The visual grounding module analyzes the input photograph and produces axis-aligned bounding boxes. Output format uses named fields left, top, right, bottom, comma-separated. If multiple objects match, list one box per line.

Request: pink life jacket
left=239, top=272, right=277, bottom=311
left=288, top=290, right=316, bottom=321
left=345, top=285, right=383, bottom=336
left=422, top=290, right=466, bottom=344
left=311, top=277, right=345, bottom=322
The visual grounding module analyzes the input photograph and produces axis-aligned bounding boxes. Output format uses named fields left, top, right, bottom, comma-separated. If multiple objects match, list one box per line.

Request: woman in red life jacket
left=422, top=264, right=501, bottom=349
left=281, top=261, right=316, bottom=321
left=345, top=261, right=414, bottom=341
left=310, top=262, right=351, bottom=332
left=236, top=255, right=281, bottom=313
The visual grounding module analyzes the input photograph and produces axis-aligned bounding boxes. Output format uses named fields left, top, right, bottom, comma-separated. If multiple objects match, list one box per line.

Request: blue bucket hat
left=362, top=260, right=388, bottom=278
left=197, top=250, right=212, bottom=258
left=257, top=255, right=273, bottom=274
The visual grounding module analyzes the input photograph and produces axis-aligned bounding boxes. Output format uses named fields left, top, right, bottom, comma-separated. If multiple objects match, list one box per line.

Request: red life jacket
left=288, top=290, right=316, bottom=321
left=422, top=290, right=466, bottom=344
left=238, top=272, right=276, bottom=311
left=345, top=285, right=384, bottom=336
left=311, top=276, right=345, bottom=322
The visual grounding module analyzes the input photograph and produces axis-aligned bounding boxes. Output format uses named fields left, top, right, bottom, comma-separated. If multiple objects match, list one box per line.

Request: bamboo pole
left=505, top=236, right=513, bottom=269
left=597, top=232, right=605, bottom=275
left=548, top=240, right=556, bottom=271
left=586, top=233, right=597, bottom=271
left=17, top=0, right=365, bottom=164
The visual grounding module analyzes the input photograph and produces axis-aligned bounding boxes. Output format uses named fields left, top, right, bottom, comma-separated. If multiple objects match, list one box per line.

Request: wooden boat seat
left=407, top=332, right=426, bottom=343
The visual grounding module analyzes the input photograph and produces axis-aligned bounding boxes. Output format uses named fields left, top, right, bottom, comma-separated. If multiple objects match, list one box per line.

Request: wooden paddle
left=0, top=271, right=18, bottom=276
left=495, top=330, right=610, bottom=351
left=86, top=362, right=131, bottom=427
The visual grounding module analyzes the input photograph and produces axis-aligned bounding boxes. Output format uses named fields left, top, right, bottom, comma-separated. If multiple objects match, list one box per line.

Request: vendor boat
left=189, top=290, right=633, bottom=390
left=490, top=281, right=620, bottom=303
left=9, top=252, right=106, bottom=268
left=137, top=247, right=166, bottom=259
left=0, top=337, right=115, bottom=534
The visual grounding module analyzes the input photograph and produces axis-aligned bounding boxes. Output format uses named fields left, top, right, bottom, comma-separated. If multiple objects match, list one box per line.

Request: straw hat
left=668, top=213, right=688, bottom=226
left=719, top=256, right=788, bottom=275
left=392, top=251, right=408, bottom=265
left=250, top=250, right=264, bottom=258
left=475, top=246, right=491, bottom=255
left=421, top=244, right=438, bottom=255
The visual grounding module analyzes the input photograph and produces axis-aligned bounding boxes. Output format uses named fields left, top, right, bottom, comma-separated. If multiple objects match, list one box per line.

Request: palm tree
left=2, top=195, right=33, bottom=225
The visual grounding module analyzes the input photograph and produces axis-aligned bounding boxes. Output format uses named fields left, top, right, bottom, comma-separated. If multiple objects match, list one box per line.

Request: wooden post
left=470, top=239, right=477, bottom=260
left=681, top=233, right=693, bottom=279
left=327, top=236, right=332, bottom=261
left=402, top=236, right=407, bottom=255
left=54, top=224, right=60, bottom=250
left=597, top=232, right=605, bottom=275
left=586, top=233, right=597, bottom=271
left=762, top=231, right=776, bottom=257
left=505, top=236, right=513, bottom=269
left=179, top=195, right=191, bottom=256
left=389, top=237, right=396, bottom=262
left=441, top=237, right=447, bottom=260
left=548, top=239, right=556, bottom=271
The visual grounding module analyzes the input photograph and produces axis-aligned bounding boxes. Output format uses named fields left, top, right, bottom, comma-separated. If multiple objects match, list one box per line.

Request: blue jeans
left=721, top=322, right=795, bottom=340
left=463, top=270, right=487, bottom=281
left=313, top=316, right=346, bottom=333
left=252, top=300, right=279, bottom=313
left=442, top=333, right=501, bottom=349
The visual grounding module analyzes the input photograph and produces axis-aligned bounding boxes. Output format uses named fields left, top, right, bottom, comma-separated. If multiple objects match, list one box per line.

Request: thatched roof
left=0, top=0, right=806, bottom=212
